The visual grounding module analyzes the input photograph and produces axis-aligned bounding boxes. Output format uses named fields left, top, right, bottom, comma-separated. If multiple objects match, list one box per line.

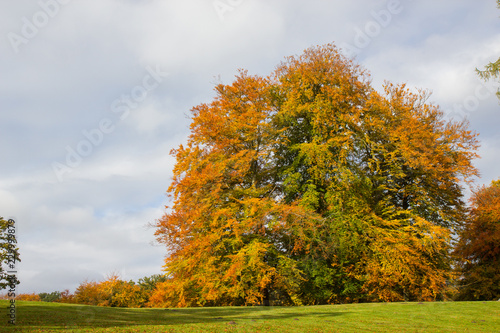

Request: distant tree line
left=0, top=274, right=167, bottom=307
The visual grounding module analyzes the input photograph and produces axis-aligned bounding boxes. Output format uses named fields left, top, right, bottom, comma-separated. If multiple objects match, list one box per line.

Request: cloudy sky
left=1, top=0, right=499, bottom=294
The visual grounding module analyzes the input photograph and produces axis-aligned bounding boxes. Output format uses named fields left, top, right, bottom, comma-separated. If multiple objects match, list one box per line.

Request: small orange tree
left=73, top=274, right=149, bottom=307
left=73, top=280, right=107, bottom=306
left=454, top=180, right=500, bottom=300
left=56, top=289, right=75, bottom=303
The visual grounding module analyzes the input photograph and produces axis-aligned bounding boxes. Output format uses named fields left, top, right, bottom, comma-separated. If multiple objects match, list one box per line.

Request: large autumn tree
left=152, top=43, right=479, bottom=307
left=454, top=180, right=500, bottom=301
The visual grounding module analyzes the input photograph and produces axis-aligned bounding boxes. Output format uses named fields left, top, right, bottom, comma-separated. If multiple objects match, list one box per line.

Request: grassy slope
left=0, top=300, right=499, bottom=332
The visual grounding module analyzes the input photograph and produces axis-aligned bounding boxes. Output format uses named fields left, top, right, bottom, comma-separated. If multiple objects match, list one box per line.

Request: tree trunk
left=263, top=287, right=270, bottom=306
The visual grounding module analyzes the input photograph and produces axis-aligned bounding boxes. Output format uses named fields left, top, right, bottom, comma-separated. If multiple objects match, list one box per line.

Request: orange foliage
left=16, top=293, right=41, bottom=301
left=454, top=180, right=500, bottom=300
left=56, top=289, right=75, bottom=303
left=73, top=274, right=148, bottom=307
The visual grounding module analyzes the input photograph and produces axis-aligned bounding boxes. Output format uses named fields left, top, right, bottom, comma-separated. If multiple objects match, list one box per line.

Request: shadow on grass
left=2, top=301, right=346, bottom=331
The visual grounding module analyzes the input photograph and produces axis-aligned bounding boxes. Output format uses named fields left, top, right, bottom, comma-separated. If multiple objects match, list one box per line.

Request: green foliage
left=38, top=291, right=62, bottom=302
left=137, top=274, right=168, bottom=292
left=476, top=0, right=500, bottom=98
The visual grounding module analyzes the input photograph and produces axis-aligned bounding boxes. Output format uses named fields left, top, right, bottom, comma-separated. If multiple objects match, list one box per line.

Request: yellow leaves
left=219, top=240, right=276, bottom=305
left=360, top=213, right=451, bottom=302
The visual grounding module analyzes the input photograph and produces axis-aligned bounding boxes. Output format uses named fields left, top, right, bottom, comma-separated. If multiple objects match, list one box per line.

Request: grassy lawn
left=0, top=300, right=499, bottom=332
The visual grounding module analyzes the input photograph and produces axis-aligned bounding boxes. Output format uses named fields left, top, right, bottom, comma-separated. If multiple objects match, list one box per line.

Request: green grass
left=0, top=300, right=499, bottom=332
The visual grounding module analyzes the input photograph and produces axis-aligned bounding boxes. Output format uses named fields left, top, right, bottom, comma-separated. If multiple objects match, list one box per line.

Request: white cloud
left=0, top=189, right=22, bottom=218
